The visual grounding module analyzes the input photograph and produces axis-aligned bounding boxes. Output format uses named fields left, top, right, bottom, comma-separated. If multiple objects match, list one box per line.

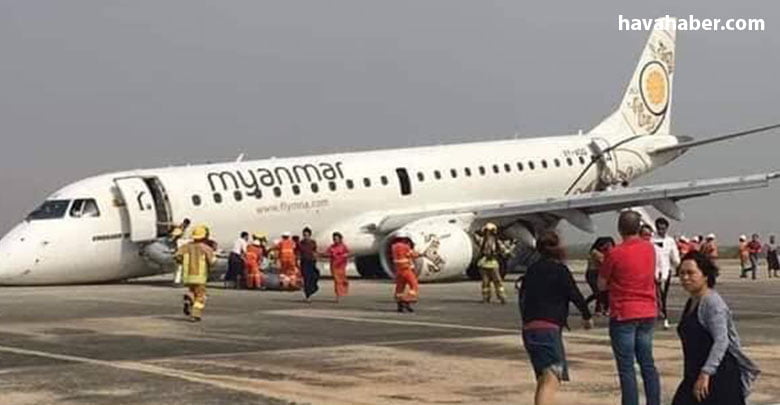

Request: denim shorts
left=522, top=328, right=569, bottom=382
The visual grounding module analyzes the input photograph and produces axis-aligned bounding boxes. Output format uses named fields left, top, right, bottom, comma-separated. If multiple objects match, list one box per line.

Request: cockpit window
left=70, top=198, right=100, bottom=218
left=27, top=200, right=71, bottom=220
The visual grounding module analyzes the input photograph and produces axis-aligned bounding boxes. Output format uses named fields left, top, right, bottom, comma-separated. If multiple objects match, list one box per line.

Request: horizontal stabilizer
left=651, top=123, right=780, bottom=155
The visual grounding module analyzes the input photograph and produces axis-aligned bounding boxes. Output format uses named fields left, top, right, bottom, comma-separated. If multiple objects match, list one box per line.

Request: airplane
left=1, top=17, right=778, bottom=285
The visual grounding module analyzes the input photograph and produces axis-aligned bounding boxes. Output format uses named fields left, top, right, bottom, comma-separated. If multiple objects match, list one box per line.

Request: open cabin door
left=114, top=177, right=159, bottom=242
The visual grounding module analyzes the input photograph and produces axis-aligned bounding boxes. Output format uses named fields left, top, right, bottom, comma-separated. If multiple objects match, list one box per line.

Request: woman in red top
left=323, top=232, right=350, bottom=302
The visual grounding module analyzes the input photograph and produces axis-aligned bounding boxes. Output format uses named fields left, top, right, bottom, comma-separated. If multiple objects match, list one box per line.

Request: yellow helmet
left=482, top=222, right=498, bottom=232
left=170, top=227, right=184, bottom=237
left=191, top=225, right=209, bottom=240
left=253, top=232, right=267, bottom=240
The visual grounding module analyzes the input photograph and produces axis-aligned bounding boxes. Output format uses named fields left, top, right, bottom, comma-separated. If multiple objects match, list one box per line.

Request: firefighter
left=391, top=232, right=420, bottom=313
left=476, top=223, right=507, bottom=304
left=700, top=233, right=719, bottom=260
left=275, top=232, right=301, bottom=289
left=245, top=238, right=263, bottom=289
left=176, top=225, right=216, bottom=322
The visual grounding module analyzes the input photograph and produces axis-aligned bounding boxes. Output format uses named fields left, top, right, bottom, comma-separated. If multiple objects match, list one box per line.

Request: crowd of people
left=168, top=214, right=764, bottom=405
left=169, top=221, right=422, bottom=318
left=518, top=211, right=761, bottom=405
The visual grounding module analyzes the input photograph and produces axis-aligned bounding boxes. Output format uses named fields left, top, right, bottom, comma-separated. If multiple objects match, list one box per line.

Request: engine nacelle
left=379, top=220, right=474, bottom=282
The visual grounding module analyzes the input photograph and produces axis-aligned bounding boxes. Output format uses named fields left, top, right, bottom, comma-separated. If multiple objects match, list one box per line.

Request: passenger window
left=504, top=163, right=511, bottom=173
left=479, top=166, right=486, bottom=175
left=554, top=158, right=560, bottom=168
left=213, top=193, right=222, bottom=203
left=192, top=195, right=202, bottom=206
left=252, top=189, right=263, bottom=199
left=464, top=167, right=472, bottom=177
left=517, top=162, right=524, bottom=171
left=579, top=156, right=586, bottom=165
left=492, top=165, right=499, bottom=174
left=345, top=180, right=354, bottom=190
left=417, top=172, right=425, bottom=182
left=363, top=178, right=371, bottom=187
left=380, top=176, right=388, bottom=186
left=234, top=191, right=243, bottom=201
left=329, top=181, right=337, bottom=191
left=312, top=183, right=320, bottom=193
left=450, top=169, right=458, bottom=178
left=273, top=187, right=282, bottom=197
left=528, top=161, right=535, bottom=170
left=541, top=160, right=548, bottom=169
left=292, top=185, right=301, bottom=195
left=434, top=170, right=441, bottom=180
left=566, top=157, right=573, bottom=166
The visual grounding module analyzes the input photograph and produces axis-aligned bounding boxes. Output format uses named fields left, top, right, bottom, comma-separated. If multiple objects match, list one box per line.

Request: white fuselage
left=0, top=133, right=680, bottom=285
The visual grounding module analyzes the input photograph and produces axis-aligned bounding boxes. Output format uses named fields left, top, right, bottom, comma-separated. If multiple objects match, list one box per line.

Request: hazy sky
left=1, top=1, right=778, bottom=242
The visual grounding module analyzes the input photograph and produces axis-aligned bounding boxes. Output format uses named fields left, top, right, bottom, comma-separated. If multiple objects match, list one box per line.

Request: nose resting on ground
left=0, top=223, right=36, bottom=282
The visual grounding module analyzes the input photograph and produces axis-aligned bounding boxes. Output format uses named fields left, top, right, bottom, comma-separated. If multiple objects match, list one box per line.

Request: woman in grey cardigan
left=673, top=251, right=760, bottom=405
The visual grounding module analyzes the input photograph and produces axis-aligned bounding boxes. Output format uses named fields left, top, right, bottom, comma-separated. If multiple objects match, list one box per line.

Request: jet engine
left=378, top=220, right=474, bottom=282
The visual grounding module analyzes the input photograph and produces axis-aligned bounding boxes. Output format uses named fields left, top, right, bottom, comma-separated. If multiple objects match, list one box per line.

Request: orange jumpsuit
left=277, top=238, right=301, bottom=289
left=277, top=239, right=297, bottom=275
left=245, top=244, right=263, bottom=289
left=392, top=241, right=419, bottom=303
left=700, top=241, right=719, bottom=260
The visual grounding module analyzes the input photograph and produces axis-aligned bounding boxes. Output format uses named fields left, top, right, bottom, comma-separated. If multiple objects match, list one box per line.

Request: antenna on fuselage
left=235, top=153, right=245, bottom=162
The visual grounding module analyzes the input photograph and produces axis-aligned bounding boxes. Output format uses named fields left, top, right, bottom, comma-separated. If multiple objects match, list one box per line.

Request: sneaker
left=397, top=303, right=405, bottom=313
left=188, top=316, right=201, bottom=323
left=663, top=319, right=671, bottom=330
left=405, top=304, right=415, bottom=313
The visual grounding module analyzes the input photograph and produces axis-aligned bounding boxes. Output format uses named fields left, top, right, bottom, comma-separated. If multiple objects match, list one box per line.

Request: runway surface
left=0, top=259, right=778, bottom=404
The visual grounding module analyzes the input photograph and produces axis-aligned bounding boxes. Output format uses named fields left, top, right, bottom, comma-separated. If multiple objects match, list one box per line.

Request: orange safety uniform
left=700, top=241, right=719, bottom=260
left=245, top=244, right=263, bottom=289
left=277, top=238, right=298, bottom=276
left=392, top=240, right=419, bottom=303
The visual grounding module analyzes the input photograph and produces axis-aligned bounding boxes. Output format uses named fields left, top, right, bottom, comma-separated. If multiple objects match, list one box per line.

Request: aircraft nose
left=0, top=223, right=35, bottom=283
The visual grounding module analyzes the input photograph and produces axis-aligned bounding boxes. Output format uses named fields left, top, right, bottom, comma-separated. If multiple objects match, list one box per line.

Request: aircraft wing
left=370, top=172, right=780, bottom=234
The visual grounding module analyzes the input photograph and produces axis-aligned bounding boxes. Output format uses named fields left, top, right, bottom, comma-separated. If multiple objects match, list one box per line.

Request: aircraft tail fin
left=590, top=17, right=676, bottom=137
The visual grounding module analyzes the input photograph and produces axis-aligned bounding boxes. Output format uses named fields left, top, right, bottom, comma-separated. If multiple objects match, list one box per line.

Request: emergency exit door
left=395, top=168, right=412, bottom=196
left=114, top=177, right=158, bottom=242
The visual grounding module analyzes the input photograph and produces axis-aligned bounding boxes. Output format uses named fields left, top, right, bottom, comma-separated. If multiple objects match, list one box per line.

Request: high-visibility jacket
left=392, top=241, right=418, bottom=273
left=701, top=241, right=719, bottom=259
left=246, top=245, right=263, bottom=272
left=176, top=241, right=216, bottom=285
left=277, top=239, right=296, bottom=264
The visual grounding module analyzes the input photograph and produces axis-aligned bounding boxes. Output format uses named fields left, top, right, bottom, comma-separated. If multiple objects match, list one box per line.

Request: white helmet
left=482, top=222, right=498, bottom=232
left=739, top=234, right=747, bottom=241
left=706, top=233, right=716, bottom=240
left=393, top=231, right=414, bottom=241
left=281, top=231, right=292, bottom=238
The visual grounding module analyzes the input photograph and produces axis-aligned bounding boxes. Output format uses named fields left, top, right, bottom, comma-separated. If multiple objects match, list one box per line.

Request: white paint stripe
left=0, top=344, right=373, bottom=405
